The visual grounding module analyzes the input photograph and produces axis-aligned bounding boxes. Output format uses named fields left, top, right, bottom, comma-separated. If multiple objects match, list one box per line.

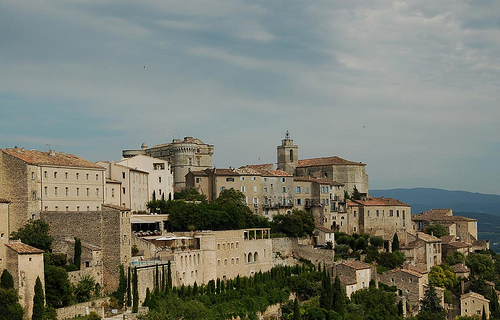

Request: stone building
left=117, top=154, right=174, bottom=202
left=338, top=197, right=410, bottom=240
left=0, top=199, right=10, bottom=270
left=412, top=209, right=479, bottom=244
left=400, top=231, right=442, bottom=272
left=277, top=132, right=369, bottom=196
left=97, top=161, right=149, bottom=212
left=41, top=204, right=131, bottom=292
left=333, top=260, right=376, bottom=298
left=4, top=241, right=45, bottom=319
left=379, top=266, right=428, bottom=313
left=0, top=147, right=105, bottom=232
left=185, top=166, right=294, bottom=219
left=460, top=292, right=489, bottom=319
left=122, top=137, right=214, bottom=191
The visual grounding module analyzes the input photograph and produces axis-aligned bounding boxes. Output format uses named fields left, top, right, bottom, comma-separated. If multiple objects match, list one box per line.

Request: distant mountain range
left=370, top=188, right=500, bottom=216
left=370, top=188, right=500, bottom=251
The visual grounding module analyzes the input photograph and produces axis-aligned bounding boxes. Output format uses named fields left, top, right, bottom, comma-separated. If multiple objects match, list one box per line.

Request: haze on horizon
left=1, top=1, right=499, bottom=195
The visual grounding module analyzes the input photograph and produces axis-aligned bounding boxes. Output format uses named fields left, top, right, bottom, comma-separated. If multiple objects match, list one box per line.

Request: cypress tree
left=292, top=297, right=301, bottom=320
left=482, top=306, right=487, bottom=320
left=74, top=238, right=82, bottom=270
left=320, top=270, right=333, bottom=310
left=167, top=261, right=172, bottom=291
left=132, top=267, right=138, bottom=313
left=193, top=282, right=198, bottom=296
left=419, top=282, right=446, bottom=320
left=32, top=276, right=44, bottom=320
left=161, top=265, right=166, bottom=292
left=216, top=278, right=221, bottom=294
left=113, top=265, right=127, bottom=306
left=143, top=288, right=150, bottom=307
left=392, top=233, right=400, bottom=252
left=332, top=275, right=346, bottom=317
left=126, top=267, right=132, bottom=307
left=397, top=300, right=404, bottom=316
left=0, top=269, right=14, bottom=289
left=154, top=264, right=159, bottom=294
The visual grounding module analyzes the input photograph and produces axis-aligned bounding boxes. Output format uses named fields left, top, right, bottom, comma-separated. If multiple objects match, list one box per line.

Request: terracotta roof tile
left=2, top=148, right=104, bottom=169
left=385, top=268, right=423, bottom=278
left=461, top=292, right=489, bottom=302
left=5, top=242, right=44, bottom=254
left=349, top=197, right=410, bottom=207
left=451, top=263, right=470, bottom=274
left=0, top=198, right=10, bottom=203
left=243, top=164, right=274, bottom=171
left=412, top=209, right=475, bottom=222
left=103, top=204, right=131, bottom=211
left=315, top=226, right=334, bottom=233
left=340, top=260, right=374, bottom=270
left=293, top=176, right=343, bottom=185
left=297, top=156, right=365, bottom=167
left=188, top=170, right=209, bottom=176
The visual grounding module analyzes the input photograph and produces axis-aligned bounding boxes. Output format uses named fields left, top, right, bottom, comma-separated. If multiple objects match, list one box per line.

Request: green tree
left=370, top=236, right=384, bottom=248
left=74, top=238, right=82, bottom=270
left=292, top=297, right=301, bottom=320
left=350, top=287, right=400, bottom=320
left=392, top=233, right=399, bottom=252
left=424, top=224, right=449, bottom=238
left=428, top=265, right=458, bottom=289
left=44, top=264, right=72, bottom=308
left=444, top=251, right=465, bottom=266
left=74, top=275, right=96, bottom=303
left=0, top=269, right=14, bottom=289
left=377, top=251, right=406, bottom=270
left=418, top=282, right=446, bottom=320
left=332, top=275, right=346, bottom=317
left=351, top=185, right=361, bottom=200
left=113, top=265, right=127, bottom=307
left=11, top=220, right=52, bottom=251
left=0, top=287, right=23, bottom=320
left=272, top=210, right=315, bottom=238
left=32, top=276, right=44, bottom=320
left=132, top=267, right=139, bottom=313
left=174, top=188, right=207, bottom=202
left=126, top=267, right=132, bottom=307
left=466, top=253, right=496, bottom=281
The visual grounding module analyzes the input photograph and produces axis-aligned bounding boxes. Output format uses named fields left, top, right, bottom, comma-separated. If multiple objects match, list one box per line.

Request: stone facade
left=4, top=241, right=45, bottom=319
left=97, top=161, right=149, bottom=212
left=339, top=197, right=411, bottom=240
left=117, top=154, right=174, bottom=203
left=379, top=267, right=428, bottom=313
left=460, top=292, right=489, bottom=318
left=122, top=137, right=214, bottom=191
left=0, top=199, right=10, bottom=270
left=412, top=209, right=479, bottom=244
left=41, top=204, right=131, bottom=292
left=400, top=232, right=442, bottom=272
left=0, top=148, right=105, bottom=233
left=333, top=260, right=376, bottom=298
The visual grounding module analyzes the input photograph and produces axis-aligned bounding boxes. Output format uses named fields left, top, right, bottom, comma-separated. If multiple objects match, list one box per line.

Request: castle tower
left=277, top=131, right=298, bottom=175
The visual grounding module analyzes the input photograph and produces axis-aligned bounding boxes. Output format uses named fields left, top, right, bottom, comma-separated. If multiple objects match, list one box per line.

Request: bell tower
left=277, top=131, right=298, bottom=174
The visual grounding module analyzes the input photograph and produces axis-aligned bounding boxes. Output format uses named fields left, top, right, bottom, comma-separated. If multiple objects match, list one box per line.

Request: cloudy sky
left=1, top=0, right=499, bottom=194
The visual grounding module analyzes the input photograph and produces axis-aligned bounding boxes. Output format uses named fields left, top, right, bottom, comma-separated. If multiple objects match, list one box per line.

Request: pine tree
left=126, top=267, right=132, bottom=307
left=392, top=233, right=400, bottom=252
left=0, top=269, right=14, bottom=289
left=292, top=297, right=301, bottom=320
left=320, top=270, right=333, bottom=310
left=32, top=277, right=44, bottom=320
left=351, top=185, right=361, bottom=200
left=132, top=267, right=138, bottom=313
left=419, top=282, right=446, bottom=320
left=74, top=238, right=82, bottom=270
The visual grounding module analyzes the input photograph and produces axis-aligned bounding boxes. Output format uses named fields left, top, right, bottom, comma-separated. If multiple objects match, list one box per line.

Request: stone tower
left=277, top=131, right=298, bottom=175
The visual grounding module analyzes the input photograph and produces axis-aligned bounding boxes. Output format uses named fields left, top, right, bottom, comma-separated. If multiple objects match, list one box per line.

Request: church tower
left=277, top=131, right=298, bottom=175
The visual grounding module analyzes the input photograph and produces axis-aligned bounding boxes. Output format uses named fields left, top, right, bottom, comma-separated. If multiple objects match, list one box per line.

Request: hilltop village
left=0, top=133, right=495, bottom=320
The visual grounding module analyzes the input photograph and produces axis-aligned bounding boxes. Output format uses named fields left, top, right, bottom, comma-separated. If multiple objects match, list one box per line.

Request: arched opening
left=289, top=150, right=294, bottom=161
left=248, top=252, right=253, bottom=263
left=254, top=251, right=259, bottom=262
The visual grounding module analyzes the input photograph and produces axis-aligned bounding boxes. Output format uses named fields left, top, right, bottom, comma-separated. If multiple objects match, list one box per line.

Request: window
left=282, top=187, right=286, bottom=193
left=122, top=172, right=125, bottom=179
left=226, top=177, right=234, bottom=182
left=55, top=206, right=59, bottom=211
left=305, top=187, right=310, bottom=194
left=65, top=172, right=68, bottom=179
left=158, top=177, right=162, bottom=183
left=241, top=186, right=246, bottom=192
left=86, top=206, right=90, bottom=211
left=65, top=206, right=69, bottom=211
left=240, top=176, right=245, bottom=181
left=296, top=199, right=302, bottom=205
left=44, top=187, right=48, bottom=195
left=86, top=174, right=89, bottom=180
left=252, top=177, right=256, bottom=181
left=389, top=210, right=393, bottom=217
left=31, top=172, right=35, bottom=180
left=44, top=171, right=47, bottom=178
left=253, top=186, right=257, bottom=192
left=220, top=186, right=226, bottom=192
left=376, top=210, right=379, bottom=217
left=196, top=177, right=202, bottom=183
left=96, top=174, right=99, bottom=180
left=122, top=187, right=126, bottom=194
left=54, top=187, right=58, bottom=196
left=76, top=188, right=79, bottom=196
left=96, top=188, right=99, bottom=196
left=354, top=210, right=357, bottom=218
left=32, top=191, right=36, bottom=200
left=112, top=189, right=115, bottom=198
left=44, top=206, right=48, bottom=211
left=54, top=172, right=57, bottom=178
left=296, top=187, right=302, bottom=194
left=76, top=172, right=79, bottom=179
left=264, top=187, right=268, bottom=193
left=281, top=177, right=286, bottom=182
left=86, top=188, right=89, bottom=196
left=65, top=187, right=69, bottom=196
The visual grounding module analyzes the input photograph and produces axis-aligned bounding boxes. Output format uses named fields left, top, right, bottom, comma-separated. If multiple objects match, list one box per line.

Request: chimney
left=49, top=150, right=56, bottom=157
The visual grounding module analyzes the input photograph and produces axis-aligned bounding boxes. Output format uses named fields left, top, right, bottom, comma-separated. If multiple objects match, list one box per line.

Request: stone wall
left=56, top=297, right=109, bottom=320
left=272, top=237, right=335, bottom=268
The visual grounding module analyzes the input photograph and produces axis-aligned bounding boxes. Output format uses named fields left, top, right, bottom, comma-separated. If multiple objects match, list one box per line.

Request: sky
left=1, top=0, right=499, bottom=195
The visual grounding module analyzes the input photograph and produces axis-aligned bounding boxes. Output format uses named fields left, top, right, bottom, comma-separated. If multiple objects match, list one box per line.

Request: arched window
left=254, top=251, right=259, bottom=262
left=289, top=150, right=293, bottom=161
left=248, top=252, right=253, bottom=263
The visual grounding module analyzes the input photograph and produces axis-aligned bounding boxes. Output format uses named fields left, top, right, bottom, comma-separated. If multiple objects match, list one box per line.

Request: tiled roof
left=412, top=209, right=475, bottom=222
left=340, top=260, right=373, bottom=270
left=0, top=198, right=10, bottom=203
left=349, top=197, right=410, bottom=207
left=297, top=156, right=365, bottom=167
left=188, top=170, right=209, bottom=176
left=293, top=176, right=343, bottom=186
left=5, top=242, right=44, bottom=254
left=385, top=268, right=423, bottom=278
left=449, top=241, right=472, bottom=249
left=243, top=164, right=274, bottom=171
left=461, top=292, right=489, bottom=302
left=315, top=226, right=334, bottom=233
left=416, top=232, right=441, bottom=243
left=451, top=263, right=470, bottom=274
left=439, top=235, right=457, bottom=244
left=2, top=148, right=104, bottom=169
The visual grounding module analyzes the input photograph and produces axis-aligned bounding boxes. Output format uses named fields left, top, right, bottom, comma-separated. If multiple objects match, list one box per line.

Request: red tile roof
left=298, top=156, right=365, bottom=167
left=293, top=176, right=343, bottom=186
left=2, top=148, right=104, bottom=169
left=0, top=198, right=10, bottom=203
left=340, top=260, right=374, bottom=270
left=5, top=242, right=44, bottom=254
left=412, top=209, right=476, bottom=222
left=349, top=197, right=410, bottom=207
left=243, top=164, right=274, bottom=171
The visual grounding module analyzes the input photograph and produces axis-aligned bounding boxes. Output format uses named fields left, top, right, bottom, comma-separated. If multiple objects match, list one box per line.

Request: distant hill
left=370, top=188, right=500, bottom=216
